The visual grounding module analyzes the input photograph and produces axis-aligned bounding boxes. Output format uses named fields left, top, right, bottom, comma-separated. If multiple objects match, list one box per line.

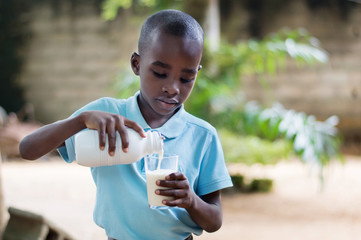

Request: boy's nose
left=162, top=79, right=180, bottom=95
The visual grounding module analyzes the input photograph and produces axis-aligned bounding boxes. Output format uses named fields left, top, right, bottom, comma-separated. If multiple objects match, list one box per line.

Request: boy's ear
left=131, top=52, right=140, bottom=75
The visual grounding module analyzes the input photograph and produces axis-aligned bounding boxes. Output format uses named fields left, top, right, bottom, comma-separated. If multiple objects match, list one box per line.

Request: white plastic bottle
left=74, top=129, right=163, bottom=167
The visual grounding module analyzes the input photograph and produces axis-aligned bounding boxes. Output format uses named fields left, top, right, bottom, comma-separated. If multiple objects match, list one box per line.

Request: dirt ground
left=2, top=155, right=361, bottom=240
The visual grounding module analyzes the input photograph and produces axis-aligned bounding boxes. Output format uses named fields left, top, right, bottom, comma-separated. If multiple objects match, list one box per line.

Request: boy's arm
left=186, top=190, right=223, bottom=233
left=20, top=111, right=145, bottom=160
left=19, top=114, right=86, bottom=160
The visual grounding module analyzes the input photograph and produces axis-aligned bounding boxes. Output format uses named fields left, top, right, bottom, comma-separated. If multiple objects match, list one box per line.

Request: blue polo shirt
left=58, top=92, right=233, bottom=240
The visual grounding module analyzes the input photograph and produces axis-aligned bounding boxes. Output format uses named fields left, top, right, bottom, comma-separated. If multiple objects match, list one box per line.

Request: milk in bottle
left=75, top=129, right=163, bottom=167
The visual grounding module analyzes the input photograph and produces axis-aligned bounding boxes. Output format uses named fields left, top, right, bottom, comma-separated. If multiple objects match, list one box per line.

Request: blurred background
left=0, top=0, right=360, bottom=239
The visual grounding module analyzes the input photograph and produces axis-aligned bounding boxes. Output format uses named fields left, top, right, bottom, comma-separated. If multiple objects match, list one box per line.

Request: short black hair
left=138, top=9, right=204, bottom=55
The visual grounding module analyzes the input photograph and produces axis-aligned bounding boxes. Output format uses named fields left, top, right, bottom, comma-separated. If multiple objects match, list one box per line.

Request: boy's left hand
left=157, top=172, right=223, bottom=232
left=156, top=172, right=195, bottom=209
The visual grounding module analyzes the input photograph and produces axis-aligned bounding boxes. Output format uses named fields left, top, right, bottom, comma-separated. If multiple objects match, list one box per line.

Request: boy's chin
left=155, top=104, right=181, bottom=116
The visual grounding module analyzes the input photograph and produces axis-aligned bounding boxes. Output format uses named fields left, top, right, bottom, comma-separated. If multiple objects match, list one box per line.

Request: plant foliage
left=101, top=0, right=182, bottom=20
left=186, top=28, right=329, bottom=119
left=218, top=101, right=343, bottom=184
left=103, top=3, right=342, bottom=182
left=219, top=128, right=293, bottom=165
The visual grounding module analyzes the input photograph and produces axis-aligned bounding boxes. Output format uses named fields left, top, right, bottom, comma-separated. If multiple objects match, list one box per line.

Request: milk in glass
left=144, top=153, right=178, bottom=208
left=146, top=169, right=174, bottom=206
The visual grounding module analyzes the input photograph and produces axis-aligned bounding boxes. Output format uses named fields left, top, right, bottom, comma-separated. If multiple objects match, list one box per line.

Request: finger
left=157, top=179, right=189, bottom=189
left=106, top=118, right=116, bottom=156
left=161, top=191, right=193, bottom=208
left=157, top=189, right=186, bottom=198
left=115, top=117, right=129, bottom=152
left=124, top=119, right=146, bottom=138
left=97, top=122, right=106, bottom=151
left=165, top=172, right=187, bottom=181
left=163, top=198, right=186, bottom=207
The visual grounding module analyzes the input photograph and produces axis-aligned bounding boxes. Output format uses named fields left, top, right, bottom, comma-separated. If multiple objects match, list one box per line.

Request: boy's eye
left=152, top=70, right=166, bottom=78
left=180, top=78, right=194, bottom=83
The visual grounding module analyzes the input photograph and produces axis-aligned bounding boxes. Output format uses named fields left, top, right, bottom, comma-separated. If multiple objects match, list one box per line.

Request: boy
left=20, top=9, right=232, bottom=240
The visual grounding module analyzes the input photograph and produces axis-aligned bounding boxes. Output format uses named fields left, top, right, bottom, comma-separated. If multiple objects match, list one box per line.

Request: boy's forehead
left=139, top=33, right=202, bottom=70
left=147, top=30, right=203, bottom=56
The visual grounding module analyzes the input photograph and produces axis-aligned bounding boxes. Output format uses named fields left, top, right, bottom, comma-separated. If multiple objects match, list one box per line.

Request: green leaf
left=101, top=0, right=132, bottom=20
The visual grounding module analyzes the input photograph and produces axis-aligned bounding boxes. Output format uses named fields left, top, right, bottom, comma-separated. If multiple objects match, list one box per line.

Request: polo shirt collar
left=125, top=92, right=186, bottom=139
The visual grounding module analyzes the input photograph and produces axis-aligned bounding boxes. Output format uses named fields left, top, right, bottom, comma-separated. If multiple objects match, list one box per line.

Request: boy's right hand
left=80, top=111, right=146, bottom=156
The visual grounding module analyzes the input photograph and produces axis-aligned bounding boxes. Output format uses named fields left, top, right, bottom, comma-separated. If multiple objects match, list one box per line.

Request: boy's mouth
left=156, top=97, right=179, bottom=109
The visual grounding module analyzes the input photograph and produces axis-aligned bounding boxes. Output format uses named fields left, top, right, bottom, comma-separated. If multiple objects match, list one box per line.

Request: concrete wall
left=18, top=1, right=360, bottom=140
left=19, top=1, right=140, bottom=123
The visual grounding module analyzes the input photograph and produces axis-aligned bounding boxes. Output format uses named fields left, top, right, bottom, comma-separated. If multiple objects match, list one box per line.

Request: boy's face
left=131, top=31, right=203, bottom=125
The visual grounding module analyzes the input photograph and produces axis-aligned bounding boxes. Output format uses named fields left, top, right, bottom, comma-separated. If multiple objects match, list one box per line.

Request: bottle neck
left=147, top=131, right=163, bottom=155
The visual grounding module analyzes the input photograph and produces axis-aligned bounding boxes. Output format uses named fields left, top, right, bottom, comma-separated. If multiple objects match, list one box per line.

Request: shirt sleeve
left=196, top=131, right=233, bottom=196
